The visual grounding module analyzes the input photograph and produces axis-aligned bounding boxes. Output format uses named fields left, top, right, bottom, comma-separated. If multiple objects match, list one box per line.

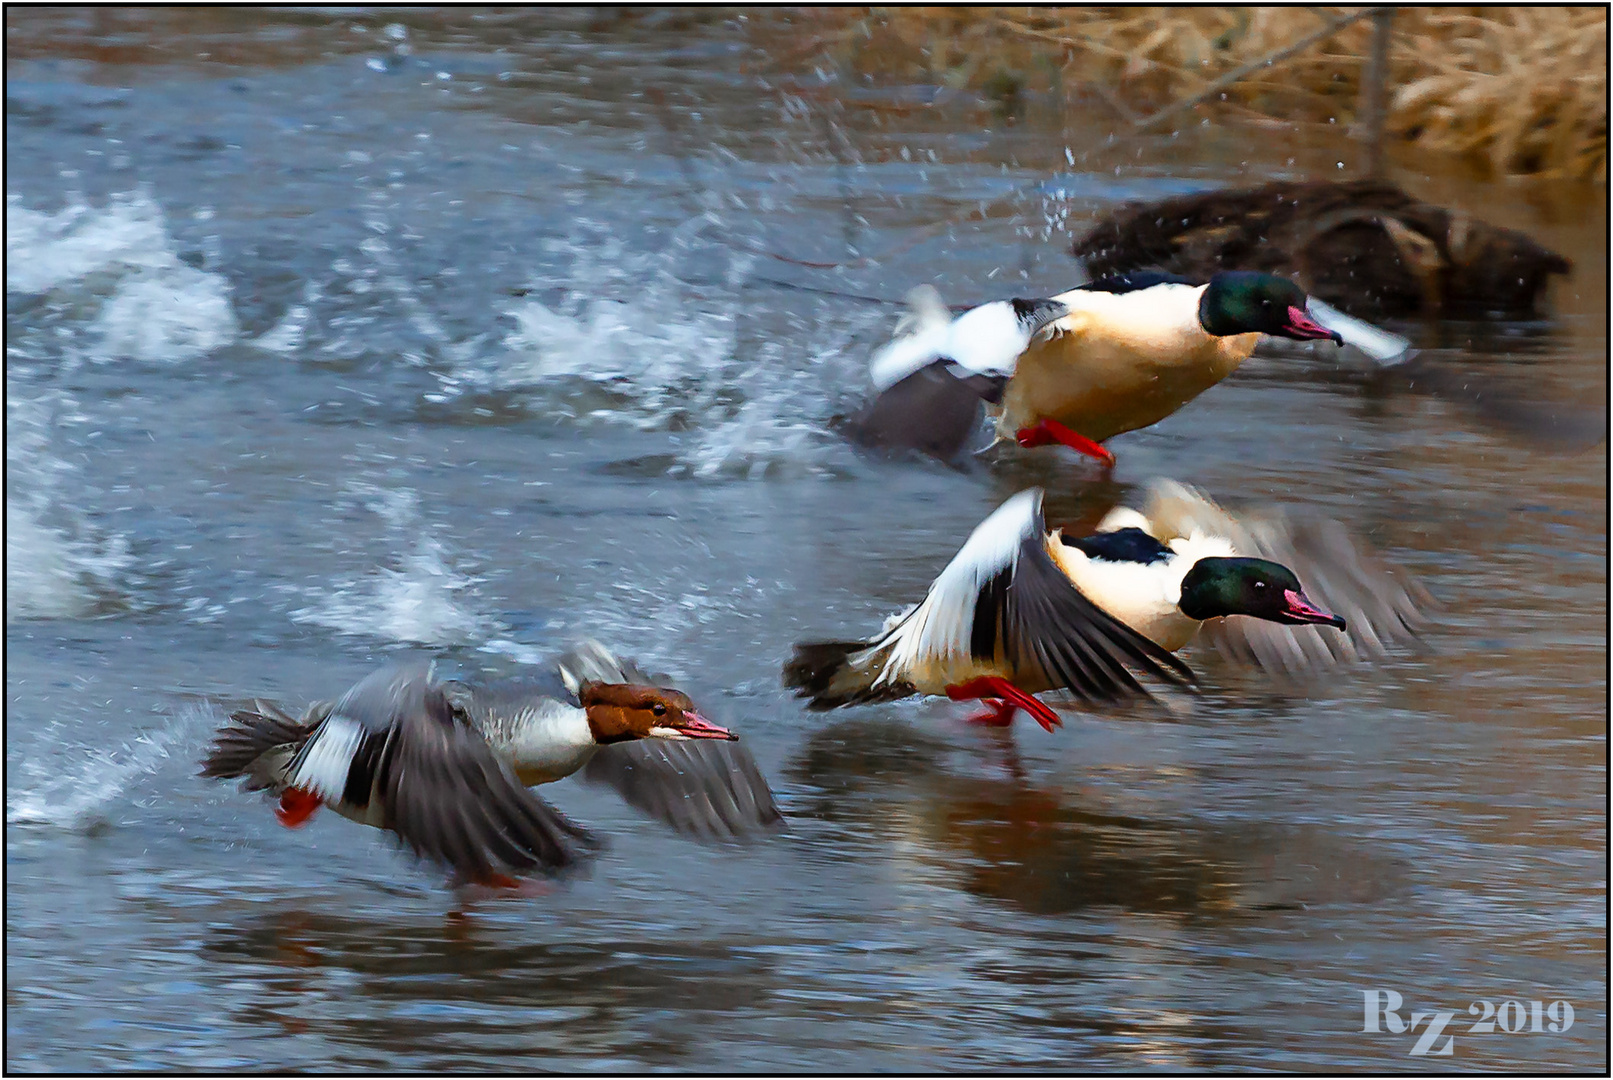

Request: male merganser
left=783, top=488, right=1344, bottom=733
left=846, top=271, right=1351, bottom=466
left=1097, top=478, right=1432, bottom=673
left=202, top=641, right=781, bottom=885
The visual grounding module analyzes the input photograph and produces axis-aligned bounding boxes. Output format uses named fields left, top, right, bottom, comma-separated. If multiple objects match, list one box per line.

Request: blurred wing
left=582, top=739, right=783, bottom=842
left=1307, top=297, right=1413, bottom=366
left=869, top=285, right=954, bottom=391
left=1142, top=479, right=1432, bottom=674
left=878, top=488, right=1193, bottom=700
left=943, top=301, right=1031, bottom=379
left=842, top=361, right=995, bottom=461
left=327, top=659, right=438, bottom=734
left=376, top=670, right=599, bottom=880
left=555, top=639, right=671, bottom=696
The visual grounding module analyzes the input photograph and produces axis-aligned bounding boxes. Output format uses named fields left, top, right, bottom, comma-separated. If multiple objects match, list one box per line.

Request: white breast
left=481, top=699, right=599, bottom=785
left=1051, top=284, right=1210, bottom=356
left=1050, top=531, right=1235, bottom=652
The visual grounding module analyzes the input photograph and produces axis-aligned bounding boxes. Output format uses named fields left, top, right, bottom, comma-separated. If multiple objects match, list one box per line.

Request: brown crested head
left=578, top=682, right=736, bottom=744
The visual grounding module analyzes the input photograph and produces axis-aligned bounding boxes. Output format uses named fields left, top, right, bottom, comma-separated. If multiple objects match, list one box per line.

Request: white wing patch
left=943, top=301, right=1030, bottom=377
left=289, top=714, right=363, bottom=801
left=869, top=292, right=1039, bottom=392
left=873, top=489, right=1042, bottom=687
left=869, top=286, right=955, bottom=391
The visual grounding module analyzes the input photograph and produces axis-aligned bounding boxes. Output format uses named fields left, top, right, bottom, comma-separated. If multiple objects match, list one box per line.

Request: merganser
left=1098, top=478, right=1432, bottom=673
left=202, top=641, right=781, bottom=886
left=846, top=271, right=1351, bottom=466
left=1005, top=270, right=1348, bottom=463
left=783, top=488, right=1345, bottom=732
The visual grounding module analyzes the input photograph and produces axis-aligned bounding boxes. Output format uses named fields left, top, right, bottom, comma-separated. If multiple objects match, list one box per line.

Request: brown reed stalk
left=751, top=7, right=1607, bottom=181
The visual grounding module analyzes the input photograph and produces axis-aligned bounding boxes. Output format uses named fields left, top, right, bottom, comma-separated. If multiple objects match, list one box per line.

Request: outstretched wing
left=860, top=290, right=1066, bottom=460
left=582, top=738, right=783, bottom=841
left=1140, top=479, right=1433, bottom=673
left=554, top=639, right=671, bottom=696
left=309, top=663, right=599, bottom=880
left=874, top=489, right=1194, bottom=700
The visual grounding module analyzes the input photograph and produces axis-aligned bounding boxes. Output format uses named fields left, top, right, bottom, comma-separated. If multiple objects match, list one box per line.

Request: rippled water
left=6, top=10, right=1606, bottom=1071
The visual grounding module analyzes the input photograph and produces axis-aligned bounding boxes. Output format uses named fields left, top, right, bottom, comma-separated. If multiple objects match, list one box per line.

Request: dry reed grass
left=754, top=7, right=1607, bottom=181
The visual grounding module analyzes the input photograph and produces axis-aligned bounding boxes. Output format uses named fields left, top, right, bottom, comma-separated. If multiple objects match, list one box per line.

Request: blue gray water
left=6, top=10, right=1606, bottom=1071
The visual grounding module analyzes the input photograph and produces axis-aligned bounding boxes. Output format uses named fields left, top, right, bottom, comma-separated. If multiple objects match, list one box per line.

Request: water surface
left=6, top=9, right=1606, bottom=1071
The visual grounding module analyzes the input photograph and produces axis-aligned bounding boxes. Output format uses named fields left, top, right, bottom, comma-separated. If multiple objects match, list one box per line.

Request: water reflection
left=199, top=907, right=774, bottom=1063
left=791, top=718, right=1405, bottom=919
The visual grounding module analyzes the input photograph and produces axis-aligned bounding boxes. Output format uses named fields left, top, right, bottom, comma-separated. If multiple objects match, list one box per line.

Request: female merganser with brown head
left=202, top=642, right=781, bottom=886
left=784, top=488, right=1349, bottom=733
left=849, top=271, right=1358, bottom=466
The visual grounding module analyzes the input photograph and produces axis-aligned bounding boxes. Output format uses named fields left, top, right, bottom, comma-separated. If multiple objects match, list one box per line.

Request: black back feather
left=1063, top=527, right=1173, bottom=566
left=1076, top=270, right=1200, bottom=294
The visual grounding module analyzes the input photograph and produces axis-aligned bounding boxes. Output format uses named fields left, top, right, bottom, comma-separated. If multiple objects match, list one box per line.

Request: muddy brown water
left=6, top=9, right=1606, bottom=1071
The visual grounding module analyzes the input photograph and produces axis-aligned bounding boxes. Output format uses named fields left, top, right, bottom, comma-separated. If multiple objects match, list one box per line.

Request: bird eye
left=652, top=703, right=667, bottom=717
left=1254, top=581, right=1266, bottom=590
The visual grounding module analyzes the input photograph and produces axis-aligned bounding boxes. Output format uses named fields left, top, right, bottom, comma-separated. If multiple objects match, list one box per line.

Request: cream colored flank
left=996, top=284, right=1260, bottom=443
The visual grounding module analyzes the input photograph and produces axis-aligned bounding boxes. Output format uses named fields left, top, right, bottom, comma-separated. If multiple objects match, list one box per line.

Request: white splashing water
left=433, top=214, right=883, bottom=479
left=290, top=485, right=496, bottom=645
left=5, top=189, right=238, bottom=363
left=431, top=216, right=742, bottom=428
left=674, top=337, right=868, bottom=480
left=455, top=294, right=739, bottom=430
left=564, top=568, right=772, bottom=668
left=5, top=393, right=132, bottom=622
left=6, top=704, right=216, bottom=831
left=250, top=281, right=323, bottom=353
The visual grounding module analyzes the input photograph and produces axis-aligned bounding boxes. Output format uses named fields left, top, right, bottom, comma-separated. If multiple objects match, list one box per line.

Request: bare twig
left=1133, top=7, right=1385, bottom=131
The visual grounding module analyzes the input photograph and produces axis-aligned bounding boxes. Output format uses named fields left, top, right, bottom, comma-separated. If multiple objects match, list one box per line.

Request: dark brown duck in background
left=1073, top=179, right=1572, bottom=319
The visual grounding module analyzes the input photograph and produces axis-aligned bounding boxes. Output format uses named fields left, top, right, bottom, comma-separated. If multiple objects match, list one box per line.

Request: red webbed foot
left=275, top=788, right=322, bottom=829
left=963, top=698, right=1019, bottom=727
left=947, top=677, right=1063, bottom=733
left=1014, top=419, right=1115, bottom=466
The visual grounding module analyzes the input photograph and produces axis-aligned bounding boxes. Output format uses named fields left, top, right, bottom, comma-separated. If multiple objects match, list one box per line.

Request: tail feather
left=783, top=641, right=914, bottom=710
left=200, top=700, right=313, bottom=791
